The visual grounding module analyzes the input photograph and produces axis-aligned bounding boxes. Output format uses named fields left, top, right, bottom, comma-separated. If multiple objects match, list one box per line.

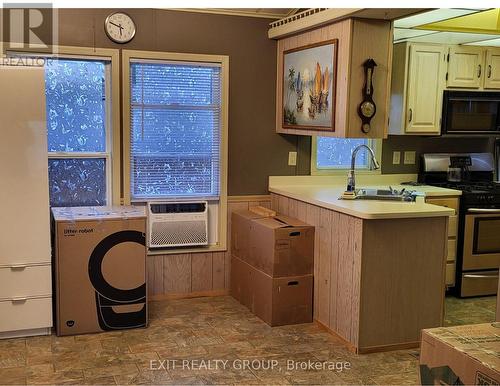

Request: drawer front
left=446, top=262, right=456, bottom=287
left=0, top=265, right=51, bottom=300
left=426, top=197, right=459, bottom=213
left=448, top=216, right=458, bottom=238
left=447, top=239, right=457, bottom=262
left=461, top=271, right=499, bottom=297
left=0, top=297, right=52, bottom=332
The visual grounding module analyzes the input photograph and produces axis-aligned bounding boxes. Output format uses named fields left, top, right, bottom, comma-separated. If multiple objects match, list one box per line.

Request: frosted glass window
left=316, top=138, right=370, bottom=169
left=45, top=58, right=111, bottom=207
left=48, top=159, right=106, bottom=207
left=45, top=59, right=106, bottom=152
left=130, top=61, right=221, bottom=199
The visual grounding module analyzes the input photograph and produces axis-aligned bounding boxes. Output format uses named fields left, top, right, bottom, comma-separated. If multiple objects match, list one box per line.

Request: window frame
left=128, top=58, right=223, bottom=201
left=7, top=46, right=121, bottom=205
left=311, top=137, right=383, bottom=176
left=122, top=50, right=229, bottom=253
left=46, top=58, right=113, bottom=206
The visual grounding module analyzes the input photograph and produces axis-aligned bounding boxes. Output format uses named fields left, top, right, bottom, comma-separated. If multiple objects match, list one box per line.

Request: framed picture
left=282, top=39, right=338, bottom=131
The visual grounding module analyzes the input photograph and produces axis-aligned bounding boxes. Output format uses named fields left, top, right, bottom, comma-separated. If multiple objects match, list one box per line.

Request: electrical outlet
left=404, top=151, right=416, bottom=165
left=288, top=151, right=297, bottom=166
left=392, top=151, right=401, bottom=165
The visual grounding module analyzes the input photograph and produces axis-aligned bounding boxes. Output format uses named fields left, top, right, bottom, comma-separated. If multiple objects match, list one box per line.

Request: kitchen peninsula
left=269, top=175, right=460, bottom=353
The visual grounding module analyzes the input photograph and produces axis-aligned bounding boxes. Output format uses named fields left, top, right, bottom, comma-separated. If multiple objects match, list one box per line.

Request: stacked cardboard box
left=420, top=323, right=500, bottom=385
left=230, top=209, right=314, bottom=326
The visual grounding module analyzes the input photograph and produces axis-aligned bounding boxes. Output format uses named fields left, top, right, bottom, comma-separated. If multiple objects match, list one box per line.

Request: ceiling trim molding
left=164, top=8, right=292, bottom=19
left=268, top=8, right=360, bottom=39
left=268, top=8, right=427, bottom=39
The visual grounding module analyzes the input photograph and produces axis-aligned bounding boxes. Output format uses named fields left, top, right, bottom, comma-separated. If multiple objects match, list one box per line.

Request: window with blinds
left=129, top=60, right=222, bottom=199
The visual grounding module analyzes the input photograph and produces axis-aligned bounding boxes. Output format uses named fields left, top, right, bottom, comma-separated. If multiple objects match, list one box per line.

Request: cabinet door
left=447, top=46, right=483, bottom=88
left=484, top=49, right=500, bottom=89
left=406, top=44, right=446, bottom=134
left=0, top=66, right=51, bottom=265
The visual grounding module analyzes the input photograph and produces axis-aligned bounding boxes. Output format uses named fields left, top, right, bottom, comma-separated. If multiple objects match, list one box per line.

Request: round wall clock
left=104, top=12, right=136, bottom=44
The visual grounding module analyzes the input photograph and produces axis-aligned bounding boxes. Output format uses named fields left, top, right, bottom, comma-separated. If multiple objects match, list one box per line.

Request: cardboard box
left=231, top=257, right=313, bottom=327
left=420, top=323, right=500, bottom=385
left=496, top=279, right=500, bottom=322
left=231, top=211, right=314, bottom=277
left=231, top=210, right=264, bottom=262
left=52, top=206, right=147, bottom=336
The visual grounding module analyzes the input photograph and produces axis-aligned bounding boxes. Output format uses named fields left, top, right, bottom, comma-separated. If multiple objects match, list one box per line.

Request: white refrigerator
left=0, top=64, right=52, bottom=338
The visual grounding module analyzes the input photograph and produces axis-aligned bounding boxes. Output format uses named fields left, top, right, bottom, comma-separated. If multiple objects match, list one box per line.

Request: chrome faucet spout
left=346, top=144, right=380, bottom=192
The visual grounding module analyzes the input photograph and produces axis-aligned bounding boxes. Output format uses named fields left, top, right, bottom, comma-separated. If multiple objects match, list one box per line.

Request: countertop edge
left=268, top=187, right=456, bottom=220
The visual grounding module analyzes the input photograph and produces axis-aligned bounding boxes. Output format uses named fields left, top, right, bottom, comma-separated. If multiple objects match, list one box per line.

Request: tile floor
left=0, top=295, right=496, bottom=385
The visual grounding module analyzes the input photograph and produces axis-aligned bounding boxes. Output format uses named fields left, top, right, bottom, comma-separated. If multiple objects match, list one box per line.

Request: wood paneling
left=212, top=252, right=225, bottom=291
left=336, top=213, right=358, bottom=343
left=328, top=212, right=340, bottom=333
left=148, top=195, right=270, bottom=300
left=147, top=255, right=164, bottom=297
left=359, top=217, right=446, bottom=351
left=191, top=253, right=213, bottom=292
left=306, top=205, right=321, bottom=320
left=164, top=254, right=192, bottom=294
left=318, top=208, right=332, bottom=325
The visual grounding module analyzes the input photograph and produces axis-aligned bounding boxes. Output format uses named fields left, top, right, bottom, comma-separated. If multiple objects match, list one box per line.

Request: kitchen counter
left=269, top=176, right=460, bottom=220
left=268, top=175, right=455, bottom=353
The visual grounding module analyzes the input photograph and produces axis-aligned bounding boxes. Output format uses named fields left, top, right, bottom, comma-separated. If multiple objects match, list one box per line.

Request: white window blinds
left=129, top=59, right=222, bottom=199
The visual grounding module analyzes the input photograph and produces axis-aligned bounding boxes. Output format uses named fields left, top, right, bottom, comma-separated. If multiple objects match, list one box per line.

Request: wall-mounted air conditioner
left=147, top=201, right=208, bottom=248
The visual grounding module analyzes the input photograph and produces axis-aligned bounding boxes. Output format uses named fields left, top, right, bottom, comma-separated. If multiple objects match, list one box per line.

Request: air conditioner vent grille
left=151, top=221, right=207, bottom=246
left=147, top=201, right=209, bottom=249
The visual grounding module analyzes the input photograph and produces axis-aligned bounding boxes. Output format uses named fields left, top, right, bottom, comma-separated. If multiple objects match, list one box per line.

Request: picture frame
left=282, top=39, right=338, bottom=131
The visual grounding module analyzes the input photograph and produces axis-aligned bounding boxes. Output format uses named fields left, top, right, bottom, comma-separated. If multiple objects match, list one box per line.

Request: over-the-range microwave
left=442, top=90, right=500, bottom=135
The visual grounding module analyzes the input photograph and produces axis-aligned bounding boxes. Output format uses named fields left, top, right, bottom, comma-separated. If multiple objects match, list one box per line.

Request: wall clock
left=104, top=12, right=136, bottom=44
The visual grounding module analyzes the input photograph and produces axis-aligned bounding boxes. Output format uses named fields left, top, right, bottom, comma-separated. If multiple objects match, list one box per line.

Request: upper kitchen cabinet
left=389, top=42, right=447, bottom=135
left=484, top=49, right=500, bottom=89
left=275, top=18, right=393, bottom=138
left=447, top=46, right=484, bottom=89
left=446, top=46, right=500, bottom=90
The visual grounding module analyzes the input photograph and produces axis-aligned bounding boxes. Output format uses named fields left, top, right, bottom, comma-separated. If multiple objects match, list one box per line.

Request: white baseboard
left=0, top=327, right=52, bottom=340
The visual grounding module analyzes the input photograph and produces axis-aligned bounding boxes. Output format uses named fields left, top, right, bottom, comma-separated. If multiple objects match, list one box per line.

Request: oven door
left=463, top=209, right=500, bottom=270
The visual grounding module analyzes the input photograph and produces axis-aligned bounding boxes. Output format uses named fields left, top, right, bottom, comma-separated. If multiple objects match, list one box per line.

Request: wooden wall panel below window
left=147, top=195, right=271, bottom=300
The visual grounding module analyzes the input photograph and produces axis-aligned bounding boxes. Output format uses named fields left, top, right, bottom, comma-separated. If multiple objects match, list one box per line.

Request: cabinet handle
left=478, top=64, right=482, bottom=78
left=11, top=297, right=28, bottom=303
left=408, top=108, right=413, bottom=123
left=488, top=65, right=492, bottom=78
left=10, top=264, right=27, bottom=270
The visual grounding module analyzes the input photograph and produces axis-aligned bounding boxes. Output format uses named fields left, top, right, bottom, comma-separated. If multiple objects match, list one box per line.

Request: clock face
left=360, top=101, right=375, bottom=118
left=105, top=12, right=136, bottom=44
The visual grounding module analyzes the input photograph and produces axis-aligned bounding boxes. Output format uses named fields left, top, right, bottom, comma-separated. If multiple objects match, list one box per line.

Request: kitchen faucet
left=346, top=144, right=380, bottom=192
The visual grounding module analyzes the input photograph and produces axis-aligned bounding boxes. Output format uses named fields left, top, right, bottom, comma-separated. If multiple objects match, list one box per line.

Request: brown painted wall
left=10, top=8, right=494, bottom=189
left=381, top=136, right=495, bottom=174
left=26, top=8, right=300, bottom=195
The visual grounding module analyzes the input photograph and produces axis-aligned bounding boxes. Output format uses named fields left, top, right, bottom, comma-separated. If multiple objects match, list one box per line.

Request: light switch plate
left=288, top=151, right=297, bottom=166
left=404, top=151, right=416, bottom=165
left=392, top=151, right=401, bottom=165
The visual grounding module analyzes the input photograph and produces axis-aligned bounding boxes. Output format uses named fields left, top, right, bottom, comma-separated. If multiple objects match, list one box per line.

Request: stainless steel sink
left=352, top=188, right=417, bottom=202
